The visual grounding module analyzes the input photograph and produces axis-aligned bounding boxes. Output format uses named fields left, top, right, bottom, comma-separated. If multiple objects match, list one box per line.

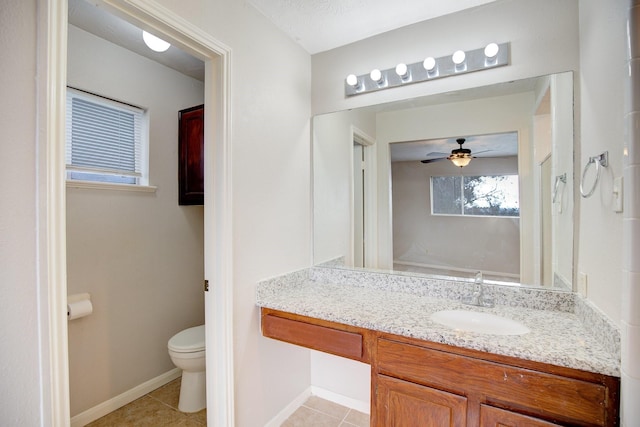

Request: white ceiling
left=390, top=132, right=519, bottom=163
left=247, top=0, right=498, bottom=54
left=68, top=0, right=498, bottom=81
left=68, top=0, right=206, bottom=81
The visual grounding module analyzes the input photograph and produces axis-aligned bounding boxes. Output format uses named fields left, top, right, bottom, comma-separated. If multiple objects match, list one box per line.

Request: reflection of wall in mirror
left=313, top=108, right=376, bottom=265
left=376, top=91, right=537, bottom=281
left=392, top=156, right=520, bottom=280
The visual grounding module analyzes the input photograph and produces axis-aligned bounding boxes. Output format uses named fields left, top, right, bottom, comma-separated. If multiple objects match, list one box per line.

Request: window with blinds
left=66, top=88, right=147, bottom=185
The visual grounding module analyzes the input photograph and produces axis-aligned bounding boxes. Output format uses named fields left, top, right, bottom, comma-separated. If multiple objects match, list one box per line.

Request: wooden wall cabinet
left=260, top=308, right=620, bottom=427
left=178, top=104, right=204, bottom=205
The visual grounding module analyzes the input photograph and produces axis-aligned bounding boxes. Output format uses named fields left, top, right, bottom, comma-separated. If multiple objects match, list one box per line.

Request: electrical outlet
left=578, top=272, right=588, bottom=296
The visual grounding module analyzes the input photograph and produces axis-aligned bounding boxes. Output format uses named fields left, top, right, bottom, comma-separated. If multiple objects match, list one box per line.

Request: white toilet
left=168, top=325, right=206, bottom=413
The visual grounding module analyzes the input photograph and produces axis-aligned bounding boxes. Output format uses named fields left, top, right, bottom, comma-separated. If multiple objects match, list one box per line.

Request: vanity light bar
left=345, top=42, right=510, bottom=97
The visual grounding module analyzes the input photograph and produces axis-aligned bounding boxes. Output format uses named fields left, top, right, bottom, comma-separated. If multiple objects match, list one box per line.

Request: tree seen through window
left=431, top=175, right=519, bottom=217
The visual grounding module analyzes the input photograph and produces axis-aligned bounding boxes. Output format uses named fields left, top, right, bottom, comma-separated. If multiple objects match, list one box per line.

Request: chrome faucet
left=462, top=271, right=494, bottom=307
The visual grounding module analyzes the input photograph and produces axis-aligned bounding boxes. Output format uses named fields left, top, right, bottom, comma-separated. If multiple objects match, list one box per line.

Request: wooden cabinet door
left=375, top=375, right=467, bottom=427
left=480, top=405, right=562, bottom=427
left=178, top=105, right=204, bottom=205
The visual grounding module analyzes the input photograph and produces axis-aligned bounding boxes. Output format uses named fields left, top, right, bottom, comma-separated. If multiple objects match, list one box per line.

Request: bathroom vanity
left=257, top=267, right=620, bottom=426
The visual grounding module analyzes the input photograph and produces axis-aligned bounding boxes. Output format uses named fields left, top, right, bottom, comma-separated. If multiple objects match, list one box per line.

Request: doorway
left=351, top=127, right=376, bottom=269
left=44, top=0, right=233, bottom=425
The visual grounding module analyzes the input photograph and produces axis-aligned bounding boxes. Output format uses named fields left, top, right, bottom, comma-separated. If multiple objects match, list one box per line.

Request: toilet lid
left=168, top=325, right=205, bottom=353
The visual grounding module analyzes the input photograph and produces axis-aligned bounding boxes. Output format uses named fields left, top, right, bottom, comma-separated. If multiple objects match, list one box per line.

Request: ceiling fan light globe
left=448, top=151, right=472, bottom=167
left=450, top=156, right=472, bottom=167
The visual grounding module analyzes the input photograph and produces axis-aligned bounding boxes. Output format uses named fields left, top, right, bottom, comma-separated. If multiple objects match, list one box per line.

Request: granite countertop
left=256, top=268, right=620, bottom=377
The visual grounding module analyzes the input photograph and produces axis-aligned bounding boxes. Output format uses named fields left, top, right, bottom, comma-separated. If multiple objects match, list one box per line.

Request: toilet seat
left=168, top=325, right=205, bottom=353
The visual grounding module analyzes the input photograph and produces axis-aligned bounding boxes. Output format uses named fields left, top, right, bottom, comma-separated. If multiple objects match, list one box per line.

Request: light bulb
left=423, top=57, right=436, bottom=71
left=395, top=63, right=408, bottom=78
left=452, top=50, right=466, bottom=65
left=142, top=30, right=170, bottom=52
left=346, top=74, right=359, bottom=87
left=484, top=43, right=499, bottom=58
left=450, top=156, right=472, bottom=168
left=370, top=69, right=383, bottom=83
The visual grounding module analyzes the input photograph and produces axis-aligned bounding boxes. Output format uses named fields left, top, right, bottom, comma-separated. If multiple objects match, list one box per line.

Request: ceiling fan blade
left=420, top=157, right=448, bottom=164
left=471, top=149, right=493, bottom=155
left=470, top=155, right=510, bottom=160
left=425, top=151, right=449, bottom=157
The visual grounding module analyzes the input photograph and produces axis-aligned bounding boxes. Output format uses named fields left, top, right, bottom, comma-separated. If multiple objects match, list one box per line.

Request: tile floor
left=86, top=378, right=206, bottom=426
left=85, top=377, right=368, bottom=427
left=282, top=396, right=369, bottom=427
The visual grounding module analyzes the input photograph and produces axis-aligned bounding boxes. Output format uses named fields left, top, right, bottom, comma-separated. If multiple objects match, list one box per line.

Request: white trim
left=97, top=2, right=236, bottom=426
left=46, top=1, right=235, bottom=426
left=263, top=387, right=370, bottom=427
left=66, top=180, right=157, bottom=193
left=350, top=126, right=378, bottom=269
left=263, top=388, right=313, bottom=427
left=69, top=368, right=181, bottom=427
left=393, top=260, right=521, bottom=281
left=310, top=386, right=371, bottom=415
left=40, top=0, right=71, bottom=425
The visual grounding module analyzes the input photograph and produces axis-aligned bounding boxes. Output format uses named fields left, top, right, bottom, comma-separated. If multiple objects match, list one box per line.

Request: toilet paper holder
left=67, top=293, right=93, bottom=320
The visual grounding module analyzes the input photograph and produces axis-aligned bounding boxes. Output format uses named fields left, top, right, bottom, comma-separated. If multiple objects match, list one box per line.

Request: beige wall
left=577, top=0, right=627, bottom=325
left=3, top=0, right=633, bottom=425
left=392, top=157, right=520, bottom=276
left=310, top=0, right=581, bottom=403
left=1, top=0, right=312, bottom=425
left=311, top=0, right=580, bottom=115
left=375, top=92, right=536, bottom=274
left=65, top=25, right=205, bottom=415
left=0, top=1, right=43, bottom=425
left=313, top=108, right=377, bottom=265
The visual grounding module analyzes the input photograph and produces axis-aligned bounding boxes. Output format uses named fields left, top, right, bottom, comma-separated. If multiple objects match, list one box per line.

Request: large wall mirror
left=313, top=72, right=574, bottom=290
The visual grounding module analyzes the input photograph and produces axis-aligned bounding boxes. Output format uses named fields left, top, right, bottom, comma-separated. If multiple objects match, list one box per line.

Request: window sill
left=66, top=180, right=157, bottom=193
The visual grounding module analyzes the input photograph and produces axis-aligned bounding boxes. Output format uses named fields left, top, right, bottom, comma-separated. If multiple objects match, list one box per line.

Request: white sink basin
left=431, top=310, right=530, bottom=335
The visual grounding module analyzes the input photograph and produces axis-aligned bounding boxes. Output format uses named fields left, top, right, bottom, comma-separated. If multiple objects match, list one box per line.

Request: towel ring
left=580, top=151, right=608, bottom=198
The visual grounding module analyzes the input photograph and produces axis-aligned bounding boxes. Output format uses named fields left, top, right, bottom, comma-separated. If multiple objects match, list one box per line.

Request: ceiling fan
left=420, top=138, right=492, bottom=168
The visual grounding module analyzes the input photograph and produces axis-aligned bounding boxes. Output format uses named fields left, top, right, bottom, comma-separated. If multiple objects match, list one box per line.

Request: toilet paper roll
left=67, top=299, right=93, bottom=320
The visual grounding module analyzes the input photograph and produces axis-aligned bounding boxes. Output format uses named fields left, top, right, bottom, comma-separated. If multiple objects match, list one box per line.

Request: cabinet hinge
left=204, top=280, right=209, bottom=292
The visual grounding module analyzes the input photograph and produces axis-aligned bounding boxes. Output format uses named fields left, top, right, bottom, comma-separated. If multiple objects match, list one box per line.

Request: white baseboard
left=70, top=368, right=181, bottom=427
left=310, top=386, right=370, bottom=414
left=264, top=387, right=312, bottom=427
left=264, top=386, right=370, bottom=426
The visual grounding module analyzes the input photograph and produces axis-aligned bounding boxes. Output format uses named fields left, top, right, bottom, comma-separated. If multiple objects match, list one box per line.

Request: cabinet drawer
left=480, top=404, right=562, bottom=426
left=377, top=338, right=608, bottom=426
left=262, top=314, right=363, bottom=361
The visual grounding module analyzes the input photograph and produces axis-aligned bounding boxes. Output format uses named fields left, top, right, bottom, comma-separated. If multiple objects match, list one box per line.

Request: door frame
left=351, top=126, right=377, bottom=269
left=41, top=0, right=234, bottom=425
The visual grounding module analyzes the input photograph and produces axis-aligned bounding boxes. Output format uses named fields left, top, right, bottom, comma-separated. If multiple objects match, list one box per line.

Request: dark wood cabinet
left=178, top=104, right=204, bottom=205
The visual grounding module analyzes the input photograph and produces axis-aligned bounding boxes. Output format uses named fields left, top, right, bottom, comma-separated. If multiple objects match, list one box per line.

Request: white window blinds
left=66, top=88, right=145, bottom=183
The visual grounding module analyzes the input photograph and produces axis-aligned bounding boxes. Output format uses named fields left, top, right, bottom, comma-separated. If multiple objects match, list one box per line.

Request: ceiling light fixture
left=395, top=63, right=409, bottom=80
left=484, top=42, right=499, bottom=59
left=423, top=57, right=436, bottom=72
left=452, top=50, right=466, bottom=65
left=142, top=30, right=171, bottom=52
left=447, top=138, right=473, bottom=168
left=344, top=42, right=509, bottom=96
left=370, top=69, right=384, bottom=84
left=346, top=74, right=360, bottom=88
